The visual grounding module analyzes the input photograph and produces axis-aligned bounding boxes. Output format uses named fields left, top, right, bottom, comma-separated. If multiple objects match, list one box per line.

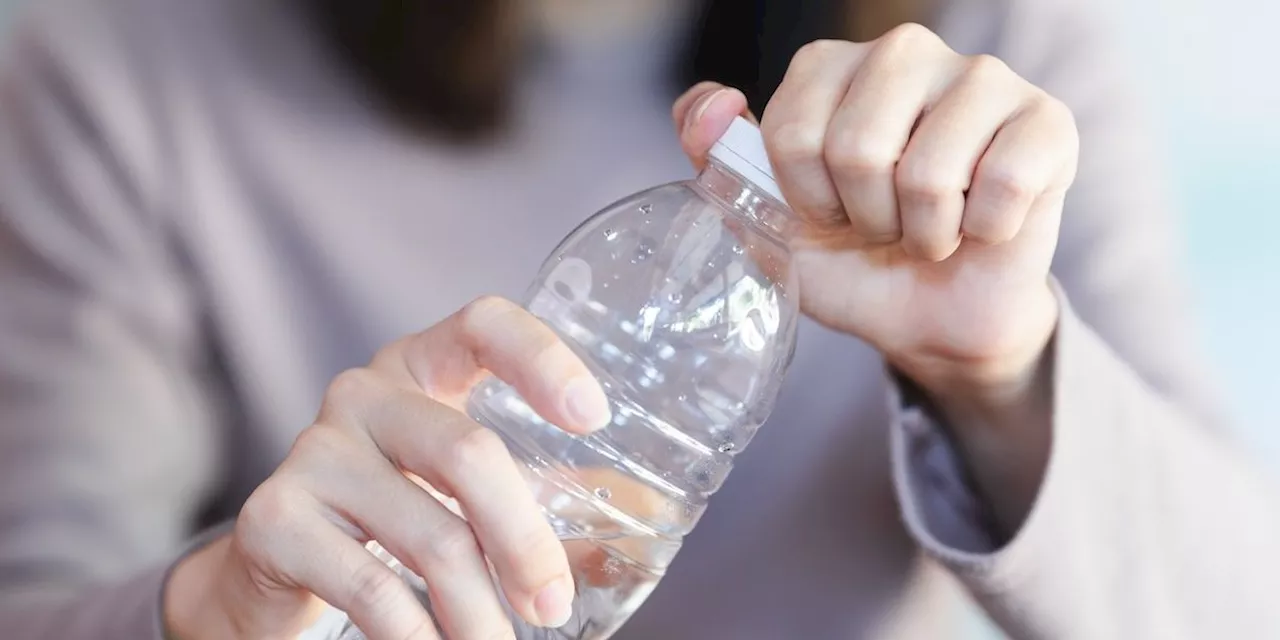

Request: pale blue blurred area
left=1108, top=0, right=1280, bottom=458
left=963, top=1, right=1280, bottom=637
left=0, top=1, right=1275, bottom=637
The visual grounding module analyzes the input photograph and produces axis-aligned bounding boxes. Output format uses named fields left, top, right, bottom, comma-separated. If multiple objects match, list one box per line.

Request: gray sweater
left=1, top=0, right=1277, bottom=638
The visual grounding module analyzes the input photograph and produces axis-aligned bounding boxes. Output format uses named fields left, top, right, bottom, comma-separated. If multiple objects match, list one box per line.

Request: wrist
left=892, top=283, right=1059, bottom=414
left=164, top=535, right=241, bottom=640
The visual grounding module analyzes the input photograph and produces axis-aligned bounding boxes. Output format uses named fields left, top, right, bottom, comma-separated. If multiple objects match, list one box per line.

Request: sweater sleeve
left=0, top=2, right=222, bottom=638
left=891, top=0, right=1280, bottom=637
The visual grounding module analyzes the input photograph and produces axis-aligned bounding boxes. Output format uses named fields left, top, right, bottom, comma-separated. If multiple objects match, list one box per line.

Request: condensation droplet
left=732, top=245, right=744, bottom=255
left=639, top=204, right=653, bottom=215
left=667, top=291, right=683, bottom=304
left=631, top=240, right=655, bottom=263
left=594, top=487, right=612, bottom=500
left=677, top=393, right=688, bottom=403
left=603, top=229, right=619, bottom=241
left=718, top=442, right=736, bottom=453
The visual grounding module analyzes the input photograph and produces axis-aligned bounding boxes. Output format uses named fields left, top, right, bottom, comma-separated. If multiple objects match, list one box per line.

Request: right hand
left=164, top=297, right=614, bottom=640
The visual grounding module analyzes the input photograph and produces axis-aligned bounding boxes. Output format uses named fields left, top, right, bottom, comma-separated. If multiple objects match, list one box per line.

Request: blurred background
left=1, top=0, right=1276, bottom=637
left=4, top=0, right=1268, bottom=451
left=1104, top=0, right=1280, bottom=461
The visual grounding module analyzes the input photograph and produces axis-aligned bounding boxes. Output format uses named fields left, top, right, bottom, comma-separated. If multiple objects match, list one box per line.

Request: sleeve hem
left=153, top=521, right=236, bottom=640
left=889, top=286, right=1084, bottom=591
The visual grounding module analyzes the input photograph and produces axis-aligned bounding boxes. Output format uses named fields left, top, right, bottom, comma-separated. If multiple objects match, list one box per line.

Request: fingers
left=673, top=82, right=751, bottom=169
left=895, top=54, right=1023, bottom=259
left=355, top=394, right=575, bottom=629
left=826, top=25, right=955, bottom=240
left=314, top=371, right=575, bottom=630
left=291, top=423, right=566, bottom=636
left=964, top=96, right=1078, bottom=244
left=748, top=24, right=1075, bottom=260
left=237, top=482, right=441, bottom=640
left=760, top=40, right=866, bottom=226
left=377, top=296, right=611, bottom=434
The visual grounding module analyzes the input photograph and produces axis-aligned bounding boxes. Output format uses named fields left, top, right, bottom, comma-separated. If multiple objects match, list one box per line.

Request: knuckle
left=424, top=519, right=483, bottom=565
left=458, top=295, right=520, bottom=339
left=237, top=481, right=308, bottom=553
left=978, top=165, right=1033, bottom=208
left=763, top=120, right=825, bottom=165
left=289, top=423, right=356, bottom=465
left=964, top=54, right=1012, bottom=82
left=529, top=339, right=576, bottom=382
left=824, top=130, right=897, bottom=177
left=347, top=561, right=405, bottom=620
left=792, top=39, right=849, bottom=70
left=1039, top=96, right=1081, bottom=147
left=445, top=427, right=511, bottom=477
left=509, top=530, right=567, bottom=582
left=963, top=215, right=1017, bottom=244
left=880, top=22, right=942, bottom=53
left=895, top=162, right=959, bottom=205
left=324, top=368, right=381, bottom=413
left=370, top=337, right=411, bottom=370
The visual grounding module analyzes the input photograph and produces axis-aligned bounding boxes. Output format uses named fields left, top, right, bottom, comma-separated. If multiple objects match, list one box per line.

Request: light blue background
left=1110, top=0, right=1280, bottom=458
left=2, top=1, right=1277, bottom=635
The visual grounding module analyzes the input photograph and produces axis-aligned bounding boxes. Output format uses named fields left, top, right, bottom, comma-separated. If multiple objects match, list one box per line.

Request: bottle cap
left=708, top=116, right=788, bottom=206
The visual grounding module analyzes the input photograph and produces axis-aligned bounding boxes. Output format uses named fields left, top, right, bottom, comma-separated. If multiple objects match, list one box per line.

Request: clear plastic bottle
left=325, top=117, right=803, bottom=640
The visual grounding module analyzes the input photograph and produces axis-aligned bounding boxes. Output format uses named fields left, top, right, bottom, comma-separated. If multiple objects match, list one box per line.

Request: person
left=0, top=0, right=1276, bottom=637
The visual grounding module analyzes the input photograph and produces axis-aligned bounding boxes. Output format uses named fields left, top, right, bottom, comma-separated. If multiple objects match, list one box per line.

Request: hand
left=164, top=297, right=613, bottom=640
left=674, top=24, right=1079, bottom=396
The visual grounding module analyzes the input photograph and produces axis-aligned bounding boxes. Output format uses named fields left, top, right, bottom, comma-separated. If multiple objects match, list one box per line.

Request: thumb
left=672, top=82, right=754, bottom=170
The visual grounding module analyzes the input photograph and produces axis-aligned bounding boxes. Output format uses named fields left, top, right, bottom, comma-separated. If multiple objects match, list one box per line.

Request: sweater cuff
left=888, top=286, right=1076, bottom=586
left=153, top=521, right=235, bottom=639
left=887, top=378, right=1002, bottom=555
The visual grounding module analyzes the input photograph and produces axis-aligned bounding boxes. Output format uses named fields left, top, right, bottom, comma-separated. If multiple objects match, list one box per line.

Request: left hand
left=674, top=24, right=1079, bottom=396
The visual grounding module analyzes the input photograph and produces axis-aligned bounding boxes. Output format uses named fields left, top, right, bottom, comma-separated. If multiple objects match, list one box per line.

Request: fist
left=675, top=24, right=1079, bottom=386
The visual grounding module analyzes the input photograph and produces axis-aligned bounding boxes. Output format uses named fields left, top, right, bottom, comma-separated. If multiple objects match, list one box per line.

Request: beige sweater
left=0, top=0, right=1277, bottom=637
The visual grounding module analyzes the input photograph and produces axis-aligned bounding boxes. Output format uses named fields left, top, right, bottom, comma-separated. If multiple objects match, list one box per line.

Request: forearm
left=890, top=295, right=1280, bottom=637
left=896, top=283, right=1058, bottom=537
left=165, top=536, right=240, bottom=640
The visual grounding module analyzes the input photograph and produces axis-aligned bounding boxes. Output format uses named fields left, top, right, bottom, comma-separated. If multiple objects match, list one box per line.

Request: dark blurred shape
left=302, top=0, right=845, bottom=139
left=685, top=0, right=847, bottom=117
left=303, top=0, right=521, bottom=140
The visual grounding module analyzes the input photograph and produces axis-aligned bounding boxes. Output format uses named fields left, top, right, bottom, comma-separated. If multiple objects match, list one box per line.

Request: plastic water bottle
left=326, top=117, right=803, bottom=640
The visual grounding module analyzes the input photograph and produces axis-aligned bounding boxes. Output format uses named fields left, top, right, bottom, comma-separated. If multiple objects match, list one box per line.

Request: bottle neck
left=694, top=159, right=795, bottom=243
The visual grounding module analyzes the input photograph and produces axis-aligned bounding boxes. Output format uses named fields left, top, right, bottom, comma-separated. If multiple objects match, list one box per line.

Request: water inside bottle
left=334, top=177, right=797, bottom=640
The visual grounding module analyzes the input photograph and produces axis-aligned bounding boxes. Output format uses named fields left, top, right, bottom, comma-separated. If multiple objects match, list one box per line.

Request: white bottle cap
left=708, top=116, right=788, bottom=206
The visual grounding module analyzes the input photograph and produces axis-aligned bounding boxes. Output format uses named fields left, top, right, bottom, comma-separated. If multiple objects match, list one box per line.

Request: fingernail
left=689, top=88, right=726, bottom=130
left=535, top=576, right=576, bottom=628
left=564, top=376, right=611, bottom=431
